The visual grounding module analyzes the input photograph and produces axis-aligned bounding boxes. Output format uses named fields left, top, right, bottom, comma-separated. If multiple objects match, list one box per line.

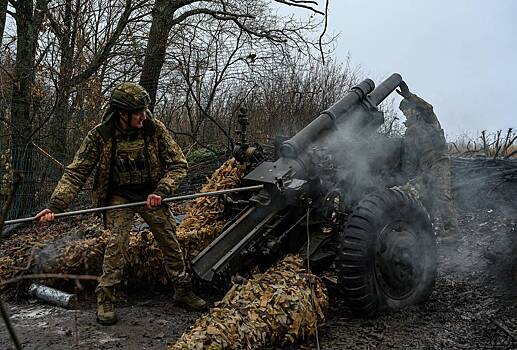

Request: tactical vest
left=108, top=128, right=155, bottom=201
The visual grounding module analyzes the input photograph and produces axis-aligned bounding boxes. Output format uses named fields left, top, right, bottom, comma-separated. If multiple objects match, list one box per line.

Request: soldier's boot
left=96, top=287, right=117, bottom=325
left=174, top=281, right=208, bottom=311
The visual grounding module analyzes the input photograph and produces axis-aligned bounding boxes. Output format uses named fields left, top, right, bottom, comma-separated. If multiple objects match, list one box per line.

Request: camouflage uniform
left=101, top=195, right=186, bottom=289
left=401, top=93, right=460, bottom=242
left=48, top=88, right=189, bottom=290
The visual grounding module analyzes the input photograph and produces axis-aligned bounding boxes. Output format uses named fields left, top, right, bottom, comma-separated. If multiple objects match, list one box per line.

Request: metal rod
left=3, top=185, right=264, bottom=226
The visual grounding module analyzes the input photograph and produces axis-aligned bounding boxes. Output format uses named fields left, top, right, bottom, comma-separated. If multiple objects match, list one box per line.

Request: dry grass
left=449, top=128, right=517, bottom=159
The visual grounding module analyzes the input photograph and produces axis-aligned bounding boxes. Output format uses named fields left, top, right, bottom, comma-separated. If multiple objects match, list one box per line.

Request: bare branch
left=450, top=142, right=460, bottom=154
left=168, top=8, right=254, bottom=28
left=166, top=127, right=221, bottom=158
left=493, top=129, right=502, bottom=158
left=69, top=0, right=135, bottom=85
left=42, top=2, right=64, bottom=39
left=480, top=130, right=488, bottom=156
left=273, top=0, right=325, bottom=15
left=318, top=0, right=328, bottom=64
left=0, top=63, right=15, bottom=82
left=0, top=298, right=22, bottom=350
left=230, top=17, right=287, bottom=43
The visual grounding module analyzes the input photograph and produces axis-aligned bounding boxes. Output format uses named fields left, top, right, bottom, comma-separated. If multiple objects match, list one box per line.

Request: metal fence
left=1, top=143, right=67, bottom=220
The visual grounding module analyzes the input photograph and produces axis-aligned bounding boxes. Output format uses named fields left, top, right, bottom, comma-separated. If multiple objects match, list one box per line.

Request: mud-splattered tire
left=337, top=188, right=437, bottom=317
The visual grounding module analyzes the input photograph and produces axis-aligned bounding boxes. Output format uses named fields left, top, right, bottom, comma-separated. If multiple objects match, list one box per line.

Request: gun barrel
left=280, top=79, right=375, bottom=159
left=367, top=73, right=403, bottom=106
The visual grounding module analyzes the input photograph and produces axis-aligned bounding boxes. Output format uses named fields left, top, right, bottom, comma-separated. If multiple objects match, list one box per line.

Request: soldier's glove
left=396, top=81, right=412, bottom=99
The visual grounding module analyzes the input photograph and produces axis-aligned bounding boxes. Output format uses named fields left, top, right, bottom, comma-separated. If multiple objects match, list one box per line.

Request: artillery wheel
left=337, top=188, right=436, bottom=317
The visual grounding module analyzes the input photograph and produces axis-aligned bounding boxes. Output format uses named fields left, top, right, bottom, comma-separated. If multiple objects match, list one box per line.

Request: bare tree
left=0, top=12, right=13, bottom=137
left=242, top=54, right=359, bottom=140
left=2, top=0, right=49, bottom=220
left=378, top=98, right=404, bottom=137
left=146, top=8, right=333, bottom=150
left=8, top=0, right=49, bottom=166
left=450, top=129, right=517, bottom=158
left=139, top=0, right=326, bottom=111
left=163, top=16, right=256, bottom=151
left=159, top=31, right=361, bottom=150
left=43, top=0, right=148, bottom=157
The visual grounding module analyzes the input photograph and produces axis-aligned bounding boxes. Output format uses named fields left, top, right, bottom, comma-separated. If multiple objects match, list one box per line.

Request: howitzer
left=192, top=74, right=437, bottom=317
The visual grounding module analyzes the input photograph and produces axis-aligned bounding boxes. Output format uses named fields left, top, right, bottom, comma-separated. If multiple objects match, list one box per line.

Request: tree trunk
left=9, top=0, right=46, bottom=217
left=11, top=1, right=39, bottom=155
left=0, top=0, right=8, bottom=140
left=0, top=0, right=7, bottom=43
left=139, top=0, right=176, bottom=111
left=49, top=0, right=75, bottom=159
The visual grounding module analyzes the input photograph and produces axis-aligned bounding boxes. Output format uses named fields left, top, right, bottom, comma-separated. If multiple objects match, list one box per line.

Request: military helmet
left=110, top=82, right=150, bottom=112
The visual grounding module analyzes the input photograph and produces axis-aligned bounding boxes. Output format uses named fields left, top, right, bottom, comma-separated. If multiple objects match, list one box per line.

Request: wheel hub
left=375, top=222, right=423, bottom=300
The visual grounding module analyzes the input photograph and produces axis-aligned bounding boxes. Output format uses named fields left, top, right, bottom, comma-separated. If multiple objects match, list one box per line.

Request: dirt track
left=1, top=204, right=516, bottom=349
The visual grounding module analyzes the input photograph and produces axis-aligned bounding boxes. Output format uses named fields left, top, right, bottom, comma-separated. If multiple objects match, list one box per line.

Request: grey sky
left=289, top=0, right=516, bottom=138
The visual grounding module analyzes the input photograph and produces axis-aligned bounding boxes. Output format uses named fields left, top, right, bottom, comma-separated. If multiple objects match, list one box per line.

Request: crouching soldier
left=397, top=83, right=460, bottom=245
left=36, top=82, right=207, bottom=325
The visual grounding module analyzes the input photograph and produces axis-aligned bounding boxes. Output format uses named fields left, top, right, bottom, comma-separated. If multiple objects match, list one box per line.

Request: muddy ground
left=1, top=202, right=516, bottom=349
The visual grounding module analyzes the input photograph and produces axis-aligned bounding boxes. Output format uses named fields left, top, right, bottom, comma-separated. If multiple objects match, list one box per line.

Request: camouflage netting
left=46, top=225, right=171, bottom=286
left=176, top=158, right=250, bottom=261
left=0, top=158, right=248, bottom=291
left=1, top=217, right=105, bottom=293
left=170, top=255, right=328, bottom=350
left=1, top=218, right=174, bottom=291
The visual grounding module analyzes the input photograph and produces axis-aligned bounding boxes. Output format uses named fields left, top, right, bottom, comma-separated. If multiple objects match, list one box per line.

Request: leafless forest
left=0, top=0, right=516, bottom=349
left=0, top=0, right=385, bottom=220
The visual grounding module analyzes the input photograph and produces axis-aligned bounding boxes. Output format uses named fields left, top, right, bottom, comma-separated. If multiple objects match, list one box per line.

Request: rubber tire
left=337, top=188, right=437, bottom=318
